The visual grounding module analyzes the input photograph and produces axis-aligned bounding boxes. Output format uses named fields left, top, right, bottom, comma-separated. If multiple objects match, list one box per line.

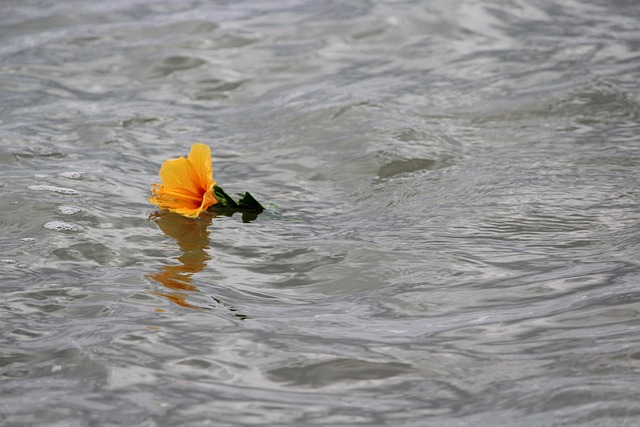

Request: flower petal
left=159, top=157, right=203, bottom=197
left=187, top=143, right=214, bottom=192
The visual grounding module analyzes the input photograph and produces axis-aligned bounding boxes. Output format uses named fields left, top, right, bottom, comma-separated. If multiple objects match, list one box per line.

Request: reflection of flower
left=149, top=143, right=217, bottom=218
left=147, top=211, right=248, bottom=318
left=147, top=211, right=212, bottom=310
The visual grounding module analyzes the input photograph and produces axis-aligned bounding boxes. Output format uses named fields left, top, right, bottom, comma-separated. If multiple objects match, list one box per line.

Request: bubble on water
left=19, top=238, right=37, bottom=243
left=28, top=185, right=79, bottom=195
left=1, top=258, right=17, bottom=264
left=44, top=221, right=80, bottom=232
left=59, top=171, right=84, bottom=179
left=34, top=174, right=48, bottom=179
left=58, top=205, right=81, bottom=215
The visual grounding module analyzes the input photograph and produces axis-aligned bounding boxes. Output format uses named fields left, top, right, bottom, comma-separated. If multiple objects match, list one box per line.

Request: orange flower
left=149, top=143, right=218, bottom=218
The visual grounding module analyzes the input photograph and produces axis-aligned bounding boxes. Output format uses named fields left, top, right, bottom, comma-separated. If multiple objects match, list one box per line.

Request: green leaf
left=237, top=191, right=264, bottom=213
left=210, top=185, right=264, bottom=221
left=213, top=185, right=238, bottom=208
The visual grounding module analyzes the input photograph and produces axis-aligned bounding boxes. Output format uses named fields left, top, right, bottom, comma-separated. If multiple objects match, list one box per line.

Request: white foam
left=59, top=171, right=84, bottom=179
left=58, top=205, right=82, bottom=215
left=28, top=185, right=79, bottom=195
left=44, top=221, right=80, bottom=232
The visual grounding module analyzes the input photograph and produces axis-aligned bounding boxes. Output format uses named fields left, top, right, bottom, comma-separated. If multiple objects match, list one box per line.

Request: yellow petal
left=159, top=157, right=198, bottom=192
left=187, top=143, right=214, bottom=191
left=178, top=182, right=216, bottom=218
left=172, top=206, right=202, bottom=218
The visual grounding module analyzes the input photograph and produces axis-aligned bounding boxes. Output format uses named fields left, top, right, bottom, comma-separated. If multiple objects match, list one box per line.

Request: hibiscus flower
left=148, top=143, right=218, bottom=218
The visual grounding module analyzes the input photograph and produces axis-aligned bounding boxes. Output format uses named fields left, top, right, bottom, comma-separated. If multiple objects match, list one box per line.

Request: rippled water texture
left=2, top=1, right=640, bottom=425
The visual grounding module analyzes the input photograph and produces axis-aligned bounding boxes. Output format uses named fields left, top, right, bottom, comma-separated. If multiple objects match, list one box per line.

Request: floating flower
left=149, top=143, right=264, bottom=219
left=148, top=143, right=218, bottom=218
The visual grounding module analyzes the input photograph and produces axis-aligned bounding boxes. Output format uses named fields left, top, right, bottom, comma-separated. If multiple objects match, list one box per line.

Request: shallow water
left=2, top=1, right=640, bottom=425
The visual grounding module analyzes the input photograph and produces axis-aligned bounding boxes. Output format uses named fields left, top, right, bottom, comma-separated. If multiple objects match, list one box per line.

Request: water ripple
left=2, top=0, right=640, bottom=426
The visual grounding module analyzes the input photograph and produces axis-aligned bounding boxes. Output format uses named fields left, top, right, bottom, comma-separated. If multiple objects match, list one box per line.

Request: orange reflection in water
left=147, top=211, right=214, bottom=310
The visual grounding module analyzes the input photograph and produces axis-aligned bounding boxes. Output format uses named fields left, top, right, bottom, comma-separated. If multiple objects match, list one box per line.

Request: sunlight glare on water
left=1, top=0, right=640, bottom=425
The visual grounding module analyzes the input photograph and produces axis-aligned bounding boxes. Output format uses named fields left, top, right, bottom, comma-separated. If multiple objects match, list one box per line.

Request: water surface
left=1, top=1, right=640, bottom=425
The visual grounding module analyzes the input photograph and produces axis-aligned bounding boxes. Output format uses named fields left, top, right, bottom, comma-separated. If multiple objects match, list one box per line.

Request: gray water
left=1, top=0, right=640, bottom=425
